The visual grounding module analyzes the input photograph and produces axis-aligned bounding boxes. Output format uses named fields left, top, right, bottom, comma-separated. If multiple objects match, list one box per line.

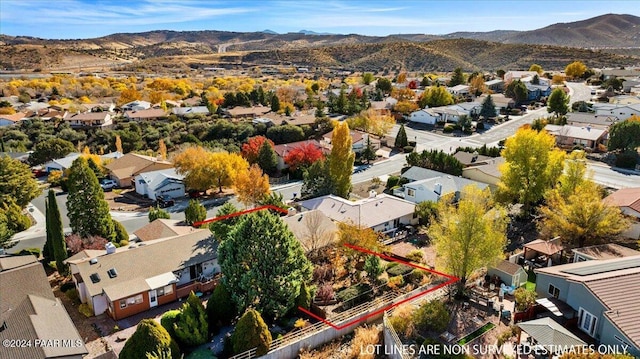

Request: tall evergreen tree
left=66, top=157, right=115, bottom=241
left=232, top=309, right=272, bottom=356
left=46, top=189, right=68, bottom=275
left=328, top=121, right=355, bottom=199
left=301, top=159, right=333, bottom=199
left=256, top=140, right=278, bottom=175
left=149, top=206, right=171, bottom=222
left=270, top=93, right=280, bottom=112
left=185, top=200, right=207, bottom=226
left=395, top=124, right=409, bottom=148
left=43, top=199, right=54, bottom=263
left=218, top=211, right=313, bottom=320
left=448, top=67, right=465, bottom=87
left=173, top=292, right=208, bottom=347
left=362, top=136, right=376, bottom=164
left=480, top=95, right=497, bottom=119
left=120, top=319, right=180, bottom=359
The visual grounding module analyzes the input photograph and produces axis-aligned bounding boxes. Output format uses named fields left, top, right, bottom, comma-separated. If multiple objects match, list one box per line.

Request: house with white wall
left=134, top=168, right=185, bottom=200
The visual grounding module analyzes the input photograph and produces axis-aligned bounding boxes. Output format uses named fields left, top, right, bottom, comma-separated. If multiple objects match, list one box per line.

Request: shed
left=487, top=260, right=528, bottom=287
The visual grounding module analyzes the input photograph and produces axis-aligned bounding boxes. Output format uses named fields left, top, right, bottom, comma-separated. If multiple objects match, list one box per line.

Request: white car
left=100, top=179, right=117, bottom=191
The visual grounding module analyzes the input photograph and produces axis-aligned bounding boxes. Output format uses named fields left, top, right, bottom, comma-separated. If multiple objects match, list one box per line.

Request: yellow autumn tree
left=117, top=85, right=141, bottom=106
left=115, top=135, right=123, bottom=153
left=173, top=147, right=248, bottom=193
left=348, top=108, right=396, bottom=137
left=329, top=121, right=355, bottom=199
left=158, top=139, right=167, bottom=161
left=233, top=164, right=271, bottom=207
left=565, top=61, right=587, bottom=79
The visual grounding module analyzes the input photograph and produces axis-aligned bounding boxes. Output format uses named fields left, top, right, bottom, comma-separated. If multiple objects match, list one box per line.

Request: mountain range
left=1, top=13, right=639, bottom=72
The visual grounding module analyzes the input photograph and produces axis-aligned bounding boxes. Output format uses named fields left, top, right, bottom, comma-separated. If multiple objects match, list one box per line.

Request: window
left=407, top=188, right=415, bottom=197
left=578, top=308, right=597, bottom=337
left=121, top=294, right=144, bottom=309
left=157, top=285, right=173, bottom=296
left=119, top=300, right=126, bottom=309
left=548, top=284, right=560, bottom=298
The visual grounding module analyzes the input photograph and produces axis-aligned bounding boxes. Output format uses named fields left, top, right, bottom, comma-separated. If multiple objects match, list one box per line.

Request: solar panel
left=561, top=258, right=640, bottom=276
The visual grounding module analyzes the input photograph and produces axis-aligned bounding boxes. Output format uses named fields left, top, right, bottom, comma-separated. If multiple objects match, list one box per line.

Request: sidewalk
left=11, top=203, right=46, bottom=241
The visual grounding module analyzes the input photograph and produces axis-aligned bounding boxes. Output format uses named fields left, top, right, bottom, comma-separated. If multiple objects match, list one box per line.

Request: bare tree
left=304, top=211, right=333, bottom=253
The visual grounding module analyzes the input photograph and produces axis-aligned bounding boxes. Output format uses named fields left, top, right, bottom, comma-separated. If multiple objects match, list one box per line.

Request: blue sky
left=1, top=0, right=638, bottom=39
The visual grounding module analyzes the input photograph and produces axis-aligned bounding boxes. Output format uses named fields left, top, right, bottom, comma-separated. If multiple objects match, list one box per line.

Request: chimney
left=434, top=183, right=443, bottom=195
left=105, top=242, right=116, bottom=255
left=369, top=190, right=377, bottom=198
left=287, top=207, right=296, bottom=216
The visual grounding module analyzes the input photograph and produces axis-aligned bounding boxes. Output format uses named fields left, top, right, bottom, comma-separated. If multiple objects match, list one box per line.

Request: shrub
left=120, top=319, right=181, bottom=359
left=363, top=255, right=383, bottom=282
left=207, top=282, right=236, bottom=329
left=443, top=126, right=454, bottom=133
left=388, top=304, right=415, bottom=338
left=149, top=206, right=170, bottom=222
left=185, top=200, right=207, bottom=226
left=312, top=264, right=333, bottom=283
left=336, top=283, right=372, bottom=304
left=174, top=292, right=208, bottom=346
left=514, top=287, right=537, bottom=311
left=160, top=310, right=181, bottom=339
left=406, top=250, right=424, bottom=263
left=47, top=170, right=64, bottom=187
left=295, top=282, right=313, bottom=310
left=386, top=175, right=400, bottom=189
left=113, top=220, right=128, bottom=244
left=615, top=151, right=638, bottom=169
left=17, top=247, right=41, bottom=258
left=185, top=347, right=217, bottom=359
left=294, top=318, right=308, bottom=329
left=232, top=309, right=272, bottom=356
left=60, top=282, right=76, bottom=292
left=347, top=325, right=382, bottom=359
left=413, top=300, right=450, bottom=333
left=386, top=263, right=413, bottom=277
left=119, top=240, right=129, bottom=247
left=65, top=288, right=80, bottom=303
left=409, top=269, right=430, bottom=285
left=403, top=146, right=414, bottom=153
left=78, top=303, right=93, bottom=318
left=387, top=275, right=405, bottom=290
left=315, top=283, right=335, bottom=303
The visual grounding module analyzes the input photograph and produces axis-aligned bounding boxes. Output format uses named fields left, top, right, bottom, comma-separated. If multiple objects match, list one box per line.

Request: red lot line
left=192, top=204, right=289, bottom=227
left=297, top=243, right=459, bottom=330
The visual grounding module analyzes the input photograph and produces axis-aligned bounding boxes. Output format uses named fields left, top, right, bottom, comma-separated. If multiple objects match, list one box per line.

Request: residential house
left=447, top=84, right=470, bottom=97
left=408, top=108, right=440, bottom=125
left=29, top=108, right=67, bottom=122
left=461, top=157, right=505, bottom=186
left=370, top=97, right=398, bottom=115
left=487, top=260, right=528, bottom=288
left=322, top=129, right=379, bottom=154
left=621, top=79, right=640, bottom=93
left=273, top=139, right=327, bottom=171
left=105, top=153, right=173, bottom=188
left=66, top=230, right=219, bottom=320
left=485, top=79, right=504, bottom=93
left=134, top=168, right=185, bottom=200
left=452, top=151, right=493, bottom=167
left=571, top=243, right=640, bottom=263
left=394, top=167, right=489, bottom=203
left=0, top=151, right=30, bottom=163
left=124, top=108, right=167, bottom=121
left=298, top=193, right=417, bottom=235
left=121, top=100, right=151, bottom=111
left=172, top=106, right=210, bottom=117
left=565, top=113, right=620, bottom=130
left=592, top=103, right=640, bottom=120
left=477, top=94, right=515, bottom=112
left=0, top=112, right=27, bottom=127
left=223, top=105, right=271, bottom=119
left=535, top=255, right=640, bottom=356
left=85, top=102, right=115, bottom=113
left=43, top=152, right=123, bottom=173
left=0, top=255, right=87, bottom=359
left=603, top=187, right=640, bottom=239
left=504, top=70, right=539, bottom=84
left=544, top=124, right=608, bottom=150
left=600, top=68, right=640, bottom=80
left=281, top=209, right=339, bottom=252
left=133, top=219, right=201, bottom=242
left=64, top=112, right=112, bottom=129
left=525, top=83, right=552, bottom=102
left=609, top=95, right=640, bottom=105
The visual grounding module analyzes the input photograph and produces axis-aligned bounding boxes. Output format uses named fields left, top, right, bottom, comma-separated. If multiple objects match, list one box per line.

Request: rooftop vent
left=90, top=273, right=101, bottom=284
left=89, top=258, right=98, bottom=265
left=107, top=268, right=118, bottom=279
left=105, top=242, right=116, bottom=255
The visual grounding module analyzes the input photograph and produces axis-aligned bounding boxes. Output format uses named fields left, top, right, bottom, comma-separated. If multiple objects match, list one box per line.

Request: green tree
left=498, top=128, right=565, bottom=212
left=232, top=309, right=272, bottom=356
left=547, top=88, right=569, bottom=118
left=558, top=150, right=588, bottom=199
left=1, top=199, right=30, bottom=233
left=295, top=281, right=313, bottom=310
left=362, top=73, right=375, bottom=85
left=218, top=211, right=313, bottom=320
left=458, top=115, right=472, bottom=132
left=42, top=199, right=54, bottom=263
left=113, top=220, right=128, bottom=244
left=207, top=281, right=236, bottom=329
left=0, top=155, right=41, bottom=208
left=328, top=121, right=355, bottom=199
left=415, top=200, right=438, bottom=226
left=419, top=86, right=454, bottom=108
left=29, top=138, right=75, bottom=166
left=514, top=287, right=537, bottom=311
left=480, top=95, right=497, bottom=119
left=395, top=124, right=409, bottom=148
left=448, top=67, right=465, bottom=87
left=256, top=140, right=278, bottom=175
left=173, top=292, right=208, bottom=347
left=301, top=158, right=333, bottom=199
left=428, top=186, right=507, bottom=294
left=160, top=310, right=180, bottom=339
left=66, top=157, right=115, bottom=241
left=540, top=181, right=629, bottom=248
left=149, top=206, right=170, bottom=222
left=185, top=200, right=207, bottom=226
left=270, top=93, right=280, bottom=112
left=0, top=211, right=14, bottom=250
left=120, top=319, right=180, bottom=359
left=505, top=80, right=528, bottom=104
left=361, top=136, right=376, bottom=164
left=265, top=124, right=305, bottom=144
left=364, top=255, right=383, bottom=283
left=46, top=189, right=68, bottom=275
left=376, top=78, right=392, bottom=95
left=607, top=115, right=640, bottom=152
left=209, top=202, right=239, bottom=242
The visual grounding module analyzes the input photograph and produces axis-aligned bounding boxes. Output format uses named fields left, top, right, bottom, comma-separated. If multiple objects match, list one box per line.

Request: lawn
left=525, top=270, right=536, bottom=291
left=457, top=322, right=496, bottom=345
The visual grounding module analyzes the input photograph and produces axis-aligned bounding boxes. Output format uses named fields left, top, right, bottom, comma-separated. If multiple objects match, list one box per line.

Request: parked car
left=188, top=190, right=205, bottom=198
left=156, top=195, right=175, bottom=208
left=100, top=179, right=117, bottom=191
left=31, top=168, right=48, bottom=177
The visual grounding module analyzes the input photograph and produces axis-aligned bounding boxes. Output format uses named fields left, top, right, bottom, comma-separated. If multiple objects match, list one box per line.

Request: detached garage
left=487, top=260, right=528, bottom=288
left=135, top=168, right=185, bottom=200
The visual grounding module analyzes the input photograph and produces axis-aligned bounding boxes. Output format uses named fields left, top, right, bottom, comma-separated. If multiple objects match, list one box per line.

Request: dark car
left=156, top=195, right=175, bottom=208
left=188, top=190, right=205, bottom=198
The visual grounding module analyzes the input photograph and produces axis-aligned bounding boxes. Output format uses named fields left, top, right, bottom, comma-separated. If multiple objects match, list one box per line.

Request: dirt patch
left=351, top=180, right=387, bottom=199
left=104, top=189, right=153, bottom=212
left=389, top=236, right=436, bottom=268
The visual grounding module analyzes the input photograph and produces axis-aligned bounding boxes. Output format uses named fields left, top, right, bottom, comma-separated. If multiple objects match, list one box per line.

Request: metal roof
left=560, top=257, right=640, bottom=276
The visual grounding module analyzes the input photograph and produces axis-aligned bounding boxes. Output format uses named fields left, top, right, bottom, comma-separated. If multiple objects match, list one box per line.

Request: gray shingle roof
left=517, top=317, right=586, bottom=348
left=401, top=166, right=489, bottom=194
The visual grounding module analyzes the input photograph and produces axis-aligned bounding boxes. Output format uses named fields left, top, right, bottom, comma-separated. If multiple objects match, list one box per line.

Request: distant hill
left=1, top=14, right=639, bottom=72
